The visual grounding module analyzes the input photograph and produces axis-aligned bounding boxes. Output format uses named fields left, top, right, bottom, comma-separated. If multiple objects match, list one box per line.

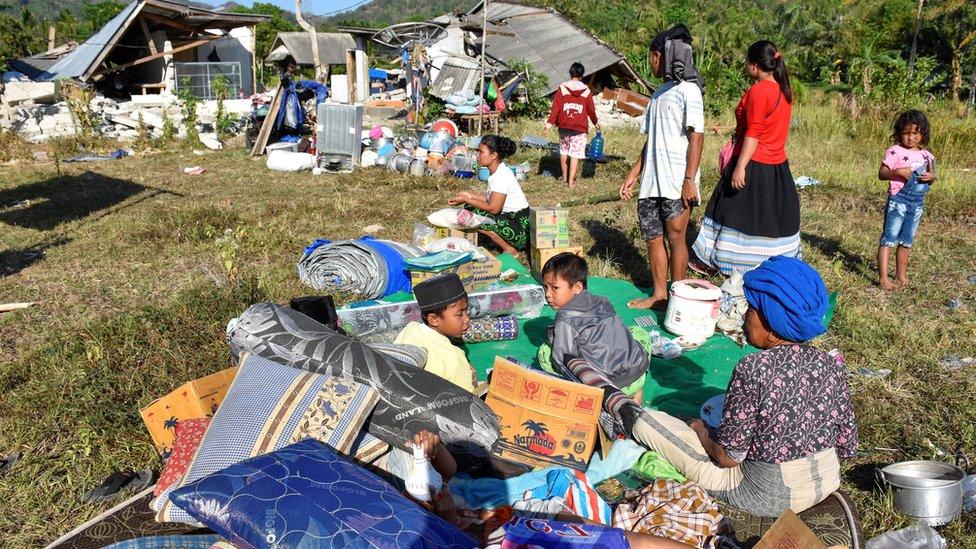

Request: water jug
left=589, top=132, right=605, bottom=159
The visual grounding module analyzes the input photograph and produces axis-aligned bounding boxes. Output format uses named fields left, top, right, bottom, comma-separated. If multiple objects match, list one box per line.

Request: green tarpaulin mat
left=381, top=254, right=836, bottom=418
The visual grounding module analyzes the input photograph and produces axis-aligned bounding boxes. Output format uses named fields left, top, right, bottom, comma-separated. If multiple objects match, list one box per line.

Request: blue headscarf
left=742, top=256, right=828, bottom=342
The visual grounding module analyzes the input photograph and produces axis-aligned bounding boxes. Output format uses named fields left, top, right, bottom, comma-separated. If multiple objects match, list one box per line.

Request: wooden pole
left=295, top=0, right=323, bottom=81
left=47, top=25, right=56, bottom=51
left=346, top=49, right=358, bottom=104
left=478, top=0, right=488, bottom=135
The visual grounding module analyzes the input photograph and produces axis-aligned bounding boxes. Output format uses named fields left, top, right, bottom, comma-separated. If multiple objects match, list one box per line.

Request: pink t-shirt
left=881, top=144, right=935, bottom=196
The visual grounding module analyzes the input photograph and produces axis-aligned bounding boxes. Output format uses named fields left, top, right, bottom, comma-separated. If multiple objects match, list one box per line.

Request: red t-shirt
left=733, top=79, right=791, bottom=164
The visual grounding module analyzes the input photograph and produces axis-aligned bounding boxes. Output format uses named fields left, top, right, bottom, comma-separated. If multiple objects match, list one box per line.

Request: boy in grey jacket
left=540, top=252, right=650, bottom=403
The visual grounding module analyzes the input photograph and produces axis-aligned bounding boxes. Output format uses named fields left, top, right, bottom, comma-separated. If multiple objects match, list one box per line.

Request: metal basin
left=878, top=460, right=964, bottom=526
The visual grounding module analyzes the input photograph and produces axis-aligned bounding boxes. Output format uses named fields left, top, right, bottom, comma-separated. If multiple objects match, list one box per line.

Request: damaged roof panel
left=429, top=56, right=482, bottom=99
left=39, top=1, right=142, bottom=81
left=266, top=33, right=358, bottom=66
left=460, top=1, right=649, bottom=94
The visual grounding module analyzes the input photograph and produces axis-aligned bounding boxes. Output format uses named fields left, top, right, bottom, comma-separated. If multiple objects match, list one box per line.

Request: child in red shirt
left=543, top=62, right=599, bottom=188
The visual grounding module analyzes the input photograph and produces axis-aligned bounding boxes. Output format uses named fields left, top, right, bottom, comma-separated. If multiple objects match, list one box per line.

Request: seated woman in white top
left=448, top=135, right=530, bottom=257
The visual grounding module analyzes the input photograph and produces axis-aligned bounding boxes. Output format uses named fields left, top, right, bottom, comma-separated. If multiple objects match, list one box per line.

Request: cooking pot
left=664, top=279, right=722, bottom=338
left=877, top=460, right=964, bottom=526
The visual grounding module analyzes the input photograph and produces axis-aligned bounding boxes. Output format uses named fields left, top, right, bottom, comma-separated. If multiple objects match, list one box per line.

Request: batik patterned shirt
left=716, top=344, right=858, bottom=464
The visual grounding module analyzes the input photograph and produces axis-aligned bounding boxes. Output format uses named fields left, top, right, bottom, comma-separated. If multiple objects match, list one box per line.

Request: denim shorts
left=880, top=197, right=924, bottom=248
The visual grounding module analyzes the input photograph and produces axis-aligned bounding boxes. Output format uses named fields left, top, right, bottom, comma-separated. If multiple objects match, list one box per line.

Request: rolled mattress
left=227, top=302, right=500, bottom=462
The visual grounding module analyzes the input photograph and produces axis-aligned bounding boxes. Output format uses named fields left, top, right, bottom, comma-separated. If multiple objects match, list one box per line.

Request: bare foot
left=895, top=277, right=909, bottom=288
left=879, top=278, right=894, bottom=290
left=628, top=296, right=668, bottom=310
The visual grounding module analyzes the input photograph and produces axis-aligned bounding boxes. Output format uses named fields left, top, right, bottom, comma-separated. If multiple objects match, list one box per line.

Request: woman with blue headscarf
left=572, top=256, right=858, bottom=516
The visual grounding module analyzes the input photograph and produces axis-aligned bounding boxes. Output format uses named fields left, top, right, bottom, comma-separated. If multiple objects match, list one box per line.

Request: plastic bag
left=866, top=523, right=946, bottom=549
left=412, top=222, right=436, bottom=248
left=424, top=237, right=477, bottom=254
left=427, top=208, right=493, bottom=230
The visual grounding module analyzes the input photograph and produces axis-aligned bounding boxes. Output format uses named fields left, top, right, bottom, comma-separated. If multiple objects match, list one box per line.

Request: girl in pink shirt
left=877, top=110, right=936, bottom=290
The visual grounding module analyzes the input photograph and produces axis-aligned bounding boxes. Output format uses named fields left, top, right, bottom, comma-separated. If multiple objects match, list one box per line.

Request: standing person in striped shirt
left=619, top=24, right=705, bottom=310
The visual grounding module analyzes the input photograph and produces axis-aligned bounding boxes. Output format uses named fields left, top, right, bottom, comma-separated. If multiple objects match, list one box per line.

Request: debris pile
left=1, top=92, right=254, bottom=146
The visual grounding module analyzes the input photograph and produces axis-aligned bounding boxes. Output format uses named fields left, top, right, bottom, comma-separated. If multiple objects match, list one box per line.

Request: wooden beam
left=346, top=49, right=357, bottom=104
left=250, top=83, right=283, bottom=157
left=140, top=19, right=158, bottom=55
left=93, top=36, right=219, bottom=77
left=140, top=12, right=201, bottom=34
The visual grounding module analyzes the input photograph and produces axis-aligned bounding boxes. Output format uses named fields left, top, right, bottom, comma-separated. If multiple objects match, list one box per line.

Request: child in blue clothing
left=877, top=110, right=936, bottom=290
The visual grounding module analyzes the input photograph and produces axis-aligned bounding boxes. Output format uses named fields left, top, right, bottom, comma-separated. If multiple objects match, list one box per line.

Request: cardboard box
left=486, top=357, right=603, bottom=471
left=529, top=207, right=571, bottom=249
left=410, top=247, right=502, bottom=292
left=531, top=246, right=584, bottom=276
left=434, top=227, right=479, bottom=246
left=754, top=510, right=828, bottom=549
left=140, top=366, right=238, bottom=454
left=615, top=88, right=650, bottom=117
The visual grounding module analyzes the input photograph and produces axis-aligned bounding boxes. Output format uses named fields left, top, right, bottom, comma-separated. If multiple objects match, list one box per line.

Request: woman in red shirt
left=691, top=41, right=801, bottom=275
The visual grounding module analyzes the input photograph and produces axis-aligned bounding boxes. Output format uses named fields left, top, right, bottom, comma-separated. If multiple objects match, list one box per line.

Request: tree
left=0, top=7, right=45, bottom=60
left=927, top=0, right=976, bottom=100
left=81, top=0, right=126, bottom=34
left=231, top=3, right=300, bottom=65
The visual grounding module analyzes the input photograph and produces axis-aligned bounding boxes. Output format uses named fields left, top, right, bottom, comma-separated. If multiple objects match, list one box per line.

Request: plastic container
left=478, top=166, right=490, bottom=181
left=663, top=279, right=722, bottom=338
left=589, top=132, right=605, bottom=159
left=409, top=158, right=426, bottom=176
left=405, top=444, right=442, bottom=502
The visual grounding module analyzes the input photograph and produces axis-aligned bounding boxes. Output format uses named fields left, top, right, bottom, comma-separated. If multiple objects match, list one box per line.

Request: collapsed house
left=22, top=0, right=269, bottom=99
left=429, top=1, right=650, bottom=96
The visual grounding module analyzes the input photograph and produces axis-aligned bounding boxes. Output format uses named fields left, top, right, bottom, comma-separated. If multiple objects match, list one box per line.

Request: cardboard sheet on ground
left=383, top=254, right=755, bottom=418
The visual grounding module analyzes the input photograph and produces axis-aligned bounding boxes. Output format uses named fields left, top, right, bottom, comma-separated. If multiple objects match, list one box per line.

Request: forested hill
left=327, top=0, right=468, bottom=27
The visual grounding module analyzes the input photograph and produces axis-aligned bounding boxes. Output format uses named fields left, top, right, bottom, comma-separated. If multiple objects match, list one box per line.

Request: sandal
left=82, top=469, right=154, bottom=504
left=688, top=257, right=718, bottom=277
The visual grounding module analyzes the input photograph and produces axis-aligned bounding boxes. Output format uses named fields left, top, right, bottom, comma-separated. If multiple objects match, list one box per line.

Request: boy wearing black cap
left=394, top=273, right=478, bottom=392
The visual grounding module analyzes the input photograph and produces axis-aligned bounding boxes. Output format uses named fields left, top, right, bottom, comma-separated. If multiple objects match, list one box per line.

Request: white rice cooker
left=664, top=279, right=722, bottom=338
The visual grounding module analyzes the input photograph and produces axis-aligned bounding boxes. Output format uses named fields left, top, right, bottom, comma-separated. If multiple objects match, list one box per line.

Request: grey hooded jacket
left=547, top=290, right=650, bottom=388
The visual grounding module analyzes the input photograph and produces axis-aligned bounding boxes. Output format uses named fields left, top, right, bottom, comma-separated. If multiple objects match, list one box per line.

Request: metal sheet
left=268, top=33, right=358, bottom=66
left=429, top=57, right=481, bottom=99
left=460, top=1, right=647, bottom=94
left=38, top=1, right=141, bottom=81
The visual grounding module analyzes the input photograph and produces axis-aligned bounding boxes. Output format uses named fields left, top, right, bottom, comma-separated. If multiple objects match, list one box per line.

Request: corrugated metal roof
left=429, top=56, right=482, bottom=99
left=38, top=1, right=142, bottom=81
left=266, top=33, right=358, bottom=66
left=460, top=1, right=647, bottom=94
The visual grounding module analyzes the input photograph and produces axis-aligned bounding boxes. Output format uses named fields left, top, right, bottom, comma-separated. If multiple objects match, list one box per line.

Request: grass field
left=1, top=99, right=975, bottom=546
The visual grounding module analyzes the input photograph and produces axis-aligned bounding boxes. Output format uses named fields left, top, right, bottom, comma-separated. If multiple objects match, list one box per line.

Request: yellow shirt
left=394, top=322, right=477, bottom=393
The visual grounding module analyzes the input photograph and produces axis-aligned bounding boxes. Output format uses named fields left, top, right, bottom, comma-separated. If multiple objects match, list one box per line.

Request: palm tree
left=521, top=420, right=548, bottom=436
left=163, top=416, right=179, bottom=430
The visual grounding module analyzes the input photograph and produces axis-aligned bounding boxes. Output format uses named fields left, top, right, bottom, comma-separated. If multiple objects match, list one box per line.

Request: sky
left=201, top=0, right=372, bottom=17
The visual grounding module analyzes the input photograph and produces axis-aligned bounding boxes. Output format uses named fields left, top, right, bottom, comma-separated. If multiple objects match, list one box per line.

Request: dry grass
left=1, top=99, right=974, bottom=546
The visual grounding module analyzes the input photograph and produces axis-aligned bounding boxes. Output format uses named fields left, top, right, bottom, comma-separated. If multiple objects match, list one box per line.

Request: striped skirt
left=692, top=159, right=800, bottom=275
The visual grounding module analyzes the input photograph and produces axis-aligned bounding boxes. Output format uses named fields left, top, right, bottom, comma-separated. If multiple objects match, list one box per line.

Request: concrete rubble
left=1, top=92, right=253, bottom=144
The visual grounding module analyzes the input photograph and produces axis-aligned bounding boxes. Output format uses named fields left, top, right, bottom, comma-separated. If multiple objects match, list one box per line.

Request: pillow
left=154, top=418, right=211, bottom=497
left=169, top=439, right=477, bottom=548
left=349, top=430, right=390, bottom=465
left=152, top=353, right=379, bottom=525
